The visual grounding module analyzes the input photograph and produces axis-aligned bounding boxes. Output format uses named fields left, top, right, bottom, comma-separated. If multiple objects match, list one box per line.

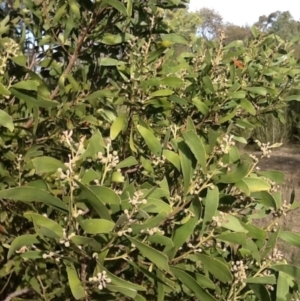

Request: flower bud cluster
left=59, top=229, right=75, bottom=247
left=129, top=191, right=147, bottom=207
left=231, top=260, right=248, bottom=284
left=141, top=227, right=164, bottom=236
left=220, top=134, right=235, bottom=154
left=187, top=242, right=202, bottom=253
left=117, top=227, right=132, bottom=237
left=272, top=200, right=290, bottom=217
left=0, top=39, right=20, bottom=75
left=97, top=150, right=120, bottom=167
left=89, top=271, right=111, bottom=290
left=42, top=251, right=61, bottom=262
left=268, top=247, right=284, bottom=262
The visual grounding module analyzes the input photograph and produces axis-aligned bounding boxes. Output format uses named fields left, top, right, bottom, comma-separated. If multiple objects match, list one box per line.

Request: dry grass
left=247, top=145, right=300, bottom=265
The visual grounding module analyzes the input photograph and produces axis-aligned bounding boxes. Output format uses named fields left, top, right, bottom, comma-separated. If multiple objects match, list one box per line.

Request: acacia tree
left=1, top=1, right=300, bottom=301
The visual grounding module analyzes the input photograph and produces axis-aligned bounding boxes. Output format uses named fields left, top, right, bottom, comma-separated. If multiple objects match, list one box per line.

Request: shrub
left=1, top=1, right=300, bottom=301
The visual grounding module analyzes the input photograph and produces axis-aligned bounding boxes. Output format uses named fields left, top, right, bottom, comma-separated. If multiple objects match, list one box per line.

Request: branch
left=50, top=7, right=108, bottom=100
left=3, top=288, right=31, bottom=301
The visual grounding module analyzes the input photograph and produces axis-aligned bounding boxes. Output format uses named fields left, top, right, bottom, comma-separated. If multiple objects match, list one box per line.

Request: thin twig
left=3, top=288, right=31, bottom=301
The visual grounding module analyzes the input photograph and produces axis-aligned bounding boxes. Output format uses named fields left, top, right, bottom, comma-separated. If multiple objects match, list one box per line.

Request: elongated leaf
left=80, top=219, right=115, bottom=234
left=12, top=80, right=39, bottom=91
left=272, top=264, right=300, bottom=278
left=163, top=150, right=181, bottom=171
left=276, top=272, right=290, bottom=301
left=246, top=275, right=276, bottom=284
left=245, top=87, right=268, bottom=96
left=10, top=88, right=58, bottom=108
left=116, top=156, right=138, bottom=169
left=237, top=177, right=271, bottom=193
left=8, top=234, right=40, bottom=259
left=127, top=236, right=169, bottom=271
left=161, top=33, right=189, bottom=45
left=88, top=186, right=121, bottom=205
left=182, top=130, right=206, bottom=172
left=202, top=186, right=219, bottom=232
left=110, top=114, right=127, bottom=140
left=66, top=264, right=86, bottom=300
left=31, top=156, right=66, bottom=174
left=107, top=285, right=137, bottom=298
left=137, top=125, right=162, bottom=156
left=171, top=268, right=217, bottom=301
left=249, top=284, right=271, bottom=301
left=74, top=180, right=111, bottom=220
left=203, top=76, right=214, bottom=93
left=279, top=231, right=300, bottom=247
left=216, top=232, right=247, bottom=245
left=197, top=254, right=233, bottom=283
left=24, top=212, right=63, bottom=238
left=0, top=187, right=67, bottom=211
left=150, top=89, right=174, bottom=98
left=103, top=0, right=127, bottom=16
left=257, top=170, right=284, bottom=184
left=216, top=161, right=251, bottom=184
left=0, top=109, right=14, bottom=131
left=178, top=141, right=193, bottom=195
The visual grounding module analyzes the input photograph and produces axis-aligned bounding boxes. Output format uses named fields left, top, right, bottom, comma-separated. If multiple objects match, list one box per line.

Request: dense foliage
left=1, top=0, right=300, bottom=300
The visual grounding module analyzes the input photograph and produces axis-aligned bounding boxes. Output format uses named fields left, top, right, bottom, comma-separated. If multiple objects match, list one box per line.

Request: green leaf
left=31, top=156, right=66, bottom=174
left=12, top=80, right=39, bottom=91
left=192, top=97, right=209, bottom=116
left=272, top=264, right=300, bottom=278
left=100, top=57, right=126, bottom=66
left=137, top=125, right=162, bottom=156
left=261, top=229, right=279, bottom=259
left=107, top=285, right=137, bottom=298
left=115, top=156, right=138, bottom=169
left=221, top=215, right=248, bottom=233
left=0, top=187, right=67, bottom=212
left=196, top=254, right=233, bottom=283
left=103, top=0, right=128, bottom=16
left=257, top=170, right=284, bottom=184
left=75, top=180, right=111, bottom=220
left=182, top=130, right=207, bottom=172
left=10, top=88, right=58, bottom=108
left=160, top=76, right=184, bottom=88
left=251, top=191, right=277, bottom=209
left=246, top=275, right=276, bottom=284
left=8, top=234, right=40, bottom=259
left=245, top=87, right=268, bottom=96
left=162, top=150, right=181, bottom=171
left=248, top=284, right=271, bottom=301
left=276, top=272, right=290, bottom=301
left=240, top=99, right=256, bottom=115
left=24, top=212, right=63, bottom=238
left=0, top=82, right=10, bottom=96
left=285, top=95, right=300, bottom=101
left=229, top=91, right=246, bottom=99
left=171, top=268, right=217, bottom=301
left=66, top=264, right=86, bottom=300
left=215, top=161, right=251, bottom=184
left=0, top=109, right=14, bottom=131
left=178, top=141, right=194, bottom=195
left=80, top=219, right=115, bottom=234
left=202, top=186, right=219, bottom=232
left=279, top=231, right=300, bottom=248
left=110, top=114, right=127, bottom=140
left=203, top=76, right=215, bottom=93
left=236, top=177, right=271, bottom=194
left=161, top=33, right=189, bottom=45
left=127, top=236, right=169, bottom=271
left=216, top=232, right=247, bottom=245
left=150, top=89, right=174, bottom=98
left=101, top=33, right=132, bottom=45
